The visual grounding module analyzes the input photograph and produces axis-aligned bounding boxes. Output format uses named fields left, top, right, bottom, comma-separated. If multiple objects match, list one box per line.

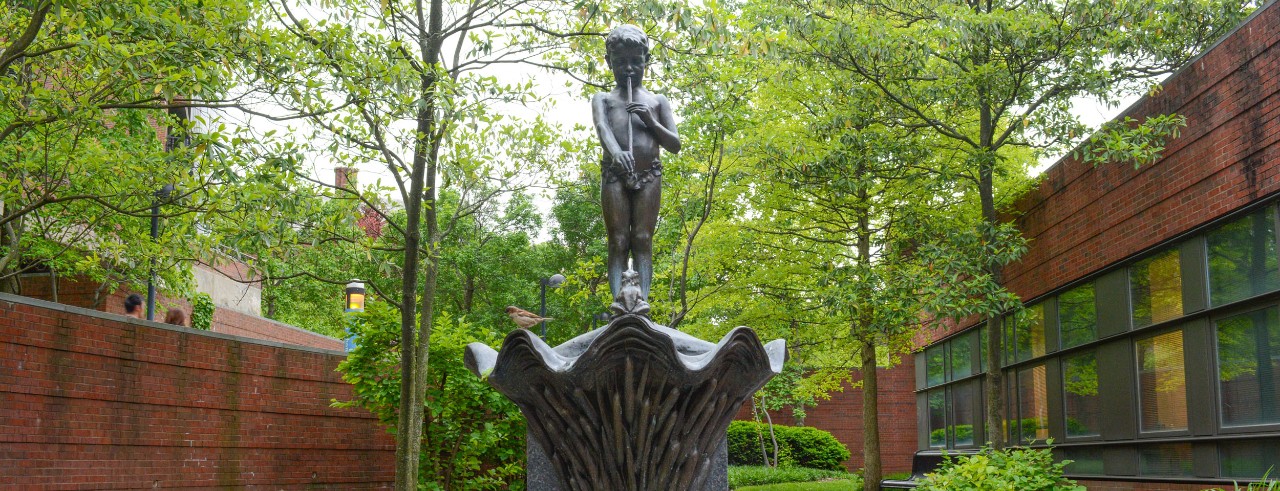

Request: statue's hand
left=627, top=102, right=655, bottom=126
left=613, top=151, right=635, bottom=173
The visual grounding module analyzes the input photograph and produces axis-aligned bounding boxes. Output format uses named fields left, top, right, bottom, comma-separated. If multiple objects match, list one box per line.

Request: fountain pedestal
left=465, top=314, right=785, bottom=491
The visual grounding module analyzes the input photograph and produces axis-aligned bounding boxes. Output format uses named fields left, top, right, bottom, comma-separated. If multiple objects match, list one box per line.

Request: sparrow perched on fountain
left=506, top=306, right=552, bottom=329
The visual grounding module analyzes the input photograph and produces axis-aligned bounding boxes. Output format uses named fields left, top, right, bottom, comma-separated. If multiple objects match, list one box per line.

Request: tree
left=236, top=1, right=601, bottom=487
left=787, top=0, right=1260, bottom=449
left=0, top=0, right=252, bottom=301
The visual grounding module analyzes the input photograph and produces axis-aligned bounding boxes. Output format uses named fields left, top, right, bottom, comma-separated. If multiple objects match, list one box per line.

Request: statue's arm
left=592, top=94, right=626, bottom=161
left=653, top=95, right=680, bottom=154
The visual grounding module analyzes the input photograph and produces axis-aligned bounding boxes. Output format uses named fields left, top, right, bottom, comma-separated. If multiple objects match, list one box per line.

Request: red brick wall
left=16, top=274, right=343, bottom=351
left=0, top=293, right=394, bottom=489
left=211, top=309, right=343, bottom=351
left=1005, top=2, right=1280, bottom=305
left=736, top=356, right=917, bottom=474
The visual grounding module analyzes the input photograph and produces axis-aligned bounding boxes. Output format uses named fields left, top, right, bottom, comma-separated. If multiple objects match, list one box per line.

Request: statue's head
left=605, top=25, right=649, bottom=87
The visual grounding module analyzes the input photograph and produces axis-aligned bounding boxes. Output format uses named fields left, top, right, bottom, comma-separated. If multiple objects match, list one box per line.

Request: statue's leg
left=630, top=176, right=662, bottom=298
left=601, top=179, right=631, bottom=299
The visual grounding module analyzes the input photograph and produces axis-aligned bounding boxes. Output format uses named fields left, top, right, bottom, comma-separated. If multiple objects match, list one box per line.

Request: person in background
left=124, top=294, right=144, bottom=319
left=164, top=308, right=187, bottom=327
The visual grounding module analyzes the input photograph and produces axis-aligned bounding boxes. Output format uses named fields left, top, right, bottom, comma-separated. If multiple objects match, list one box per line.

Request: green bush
left=190, top=293, right=214, bottom=331
left=335, top=303, right=525, bottom=490
left=728, top=465, right=860, bottom=488
left=728, top=421, right=851, bottom=471
left=915, top=446, right=1084, bottom=491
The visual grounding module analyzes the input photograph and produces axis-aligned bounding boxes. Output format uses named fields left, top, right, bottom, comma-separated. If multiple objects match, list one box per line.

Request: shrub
left=190, top=293, right=214, bottom=331
left=915, top=446, right=1085, bottom=491
left=335, top=303, right=525, bottom=490
left=728, top=421, right=851, bottom=471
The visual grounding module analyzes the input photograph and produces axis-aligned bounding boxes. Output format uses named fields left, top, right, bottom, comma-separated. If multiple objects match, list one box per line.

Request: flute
left=626, top=77, right=633, bottom=153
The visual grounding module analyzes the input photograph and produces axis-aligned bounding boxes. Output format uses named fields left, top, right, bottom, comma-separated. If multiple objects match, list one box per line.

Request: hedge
left=727, top=421, right=851, bottom=471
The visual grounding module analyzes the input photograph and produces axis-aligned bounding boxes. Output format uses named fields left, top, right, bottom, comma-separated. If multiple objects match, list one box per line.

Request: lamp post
left=539, top=274, right=565, bottom=338
left=146, top=184, right=174, bottom=321
left=592, top=312, right=611, bottom=330
left=148, top=106, right=189, bottom=321
left=344, top=280, right=366, bottom=352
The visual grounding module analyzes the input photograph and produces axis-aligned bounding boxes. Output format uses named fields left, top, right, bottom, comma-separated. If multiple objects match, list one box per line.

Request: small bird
left=506, top=306, right=552, bottom=329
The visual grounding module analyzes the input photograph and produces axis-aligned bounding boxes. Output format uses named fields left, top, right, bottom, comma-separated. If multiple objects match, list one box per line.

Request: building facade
left=918, top=1, right=1280, bottom=487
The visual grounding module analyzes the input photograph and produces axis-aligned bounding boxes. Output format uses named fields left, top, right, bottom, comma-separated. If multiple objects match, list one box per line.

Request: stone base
left=526, top=433, right=729, bottom=491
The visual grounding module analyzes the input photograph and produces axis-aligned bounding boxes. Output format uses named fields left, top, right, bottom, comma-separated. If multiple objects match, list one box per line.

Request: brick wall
left=736, top=356, right=917, bottom=474
left=211, top=308, right=344, bottom=351
left=16, top=274, right=342, bottom=351
left=1005, top=2, right=1280, bottom=306
left=0, top=293, right=393, bottom=489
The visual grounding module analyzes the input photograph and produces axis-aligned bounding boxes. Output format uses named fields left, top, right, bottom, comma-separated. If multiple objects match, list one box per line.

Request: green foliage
left=728, top=465, right=861, bottom=489
left=1074, top=114, right=1188, bottom=168
left=190, top=293, right=214, bottom=331
left=728, top=421, right=851, bottom=471
left=0, top=0, right=251, bottom=297
left=335, top=303, right=525, bottom=489
left=915, top=446, right=1085, bottom=491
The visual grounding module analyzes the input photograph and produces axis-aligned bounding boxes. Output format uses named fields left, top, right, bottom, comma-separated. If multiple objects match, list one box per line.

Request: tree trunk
left=861, top=335, right=882, bottom=491
left=0, top=218, right=22, bottom=294
left=978, top=64, right=1007, bottom=449
left=394, top=2, right=444, bottom=488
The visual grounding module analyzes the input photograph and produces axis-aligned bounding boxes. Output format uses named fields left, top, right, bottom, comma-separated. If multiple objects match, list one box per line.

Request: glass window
left=928, top=390, right=946, bottom=448
left=1217, top=307, right=1280, bottom=427
left=1131, top=249, right=1184, bottom=328
left=1061, top=448, right=1105, bottom=475
left=1219, top=439, right=1280, bottom=478
left=1013, top=303, right=1047, bottom=363
left=951, top=335, right=973, bottom=380
left=952, top=381, right=978, bottom=447
left=1011, top=364, right=1049, bottom=444
left=926, top=345, right=945, bottom=387
left=1063, top=351, right=1101, bottom=437
left=1139, top=443, right=1193, bottom=476
left=1208, top=208, right=1279, bottom=306
left=1059, top=282, right=1097, bottom=348
left=979, top=326, right=988, bottom=371
left=1137, top=330, right=1188, bottom=432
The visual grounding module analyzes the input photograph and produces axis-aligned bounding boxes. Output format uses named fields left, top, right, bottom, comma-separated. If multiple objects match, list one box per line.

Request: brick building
left=911, top=1, right=1280, bottom=488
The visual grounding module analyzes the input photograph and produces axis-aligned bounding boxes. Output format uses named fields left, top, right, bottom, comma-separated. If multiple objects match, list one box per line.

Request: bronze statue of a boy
left=592, top=25, right=681, bottom=306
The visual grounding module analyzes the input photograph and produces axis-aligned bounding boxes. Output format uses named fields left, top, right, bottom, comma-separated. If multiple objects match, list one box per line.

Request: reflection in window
left=979, top=326, right=988, bottom=371
left=1063, top=351, right=1101, bottom=437
left=1217, top=307, right=1280, bottom=427
left=1208, top=207, right=1279, bottom=306
left=926, top=345, right=945, bottom=387
left=1220, top=439, right=1280, bottom=478
left=952, top=381, right=978, bottom=447
left=1011, top=364, right=1049, bottom=444
left=1137, top=331, right=1188, bottom=432
left=951, top=335, right=973, bottom=380
left=1061, top=448, right=1105, bottom=475
left=1139, top=443, right=1194, bottom=476
left=928, top=390, right=946, bottom=448
left=1132, top=249, right=1183, bottom=328
left=1013, top=303, right=1047, bottom=363
left=1060, top=283, right=1097, bottom=348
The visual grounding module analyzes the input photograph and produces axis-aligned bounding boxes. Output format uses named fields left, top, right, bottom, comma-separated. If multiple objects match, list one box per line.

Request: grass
left=735, top=480, right=860, bottom=491
left=728, top=465, right=862, bottom=490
